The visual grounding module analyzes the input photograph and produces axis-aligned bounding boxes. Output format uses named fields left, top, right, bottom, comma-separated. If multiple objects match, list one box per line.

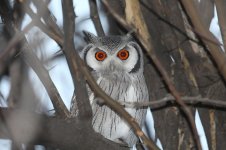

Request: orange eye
left=95, top=51, right=107, bottom=61
left=117, top=49, right=129, bottom=60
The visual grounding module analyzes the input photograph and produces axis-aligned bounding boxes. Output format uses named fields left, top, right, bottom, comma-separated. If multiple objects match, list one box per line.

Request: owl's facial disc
left=84, top=42, right=142, bottom=75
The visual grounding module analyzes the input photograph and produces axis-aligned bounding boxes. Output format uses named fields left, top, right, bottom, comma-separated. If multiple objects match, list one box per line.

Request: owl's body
left=80, top=32, right=149, bottom=146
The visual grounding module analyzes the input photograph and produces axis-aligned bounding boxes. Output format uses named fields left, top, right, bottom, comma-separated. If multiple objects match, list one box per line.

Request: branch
left=0, top=108, right=129, bottom=150
left=102, top=0, right=201, bottom=149
left=61, top=0, right=93, bottom=121
left=22, top=43, right=70, bottom=117
left=120, top=95, right=226, bottom=110
left=0, top=21, right=33, bottom=53
left=25, top=3, right=63, bottom=46
left=89, top=0, right=105, bottom=36
left=7, top=57, right=25, bottom=107
left=32, top=0, right=64, bottom=39
left=180, top=0, right=226, bottom=83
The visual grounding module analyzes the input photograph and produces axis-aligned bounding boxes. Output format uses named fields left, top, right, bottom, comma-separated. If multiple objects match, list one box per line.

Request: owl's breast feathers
left=89, top=72, right=148, bottom=146
left=93, top=72, right=148, bottom=103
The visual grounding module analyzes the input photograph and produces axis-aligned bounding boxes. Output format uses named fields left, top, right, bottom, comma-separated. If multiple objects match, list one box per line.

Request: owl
left=80, top=31, right=149, bottom=146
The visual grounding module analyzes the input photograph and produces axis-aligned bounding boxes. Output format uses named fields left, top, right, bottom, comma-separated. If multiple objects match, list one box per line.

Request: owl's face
left=81, top=31, right=144, bottom=77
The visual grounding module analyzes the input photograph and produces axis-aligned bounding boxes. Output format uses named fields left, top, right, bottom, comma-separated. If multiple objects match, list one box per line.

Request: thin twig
left=32, top=0, right=64, bottom=40
left=102, top=0, right=201, bottom=149
left=89, top=0, right=105, bottom=36
left=25, top=6, right=63, bottom=46
left=0, top=21, right=34, bottom=60
left=120, top=95, right=226, bottom=110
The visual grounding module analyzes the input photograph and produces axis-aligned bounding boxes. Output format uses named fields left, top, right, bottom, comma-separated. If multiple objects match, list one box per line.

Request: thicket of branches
left=0, top=0, right=226, bottom=150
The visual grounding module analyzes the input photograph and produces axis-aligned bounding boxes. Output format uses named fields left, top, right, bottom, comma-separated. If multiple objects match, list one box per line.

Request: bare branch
left=0, top=21, right=34, bottom=65
left=120, top=95, right=226, bottom=110
left=7, top=58, right=24, bottom=107
left=32, top=0, right=64, bottom=39
left=25, top=4, right=63, bottom=46
left=89, top=0, right=105, bottom=36
left=61, top=0, right=93, bottom=121
left=0, top=108, right=129, bottom=150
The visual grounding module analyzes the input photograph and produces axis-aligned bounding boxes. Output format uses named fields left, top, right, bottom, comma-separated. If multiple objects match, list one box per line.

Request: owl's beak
left=109, top=62, right=115, bottom=71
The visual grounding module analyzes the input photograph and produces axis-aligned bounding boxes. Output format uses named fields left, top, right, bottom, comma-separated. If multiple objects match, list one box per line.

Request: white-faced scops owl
left=80, top=31, right=149, bottom=147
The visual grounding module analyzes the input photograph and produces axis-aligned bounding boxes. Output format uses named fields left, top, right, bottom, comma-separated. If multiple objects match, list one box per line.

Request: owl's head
left=80, top=31, right=144, bottom=76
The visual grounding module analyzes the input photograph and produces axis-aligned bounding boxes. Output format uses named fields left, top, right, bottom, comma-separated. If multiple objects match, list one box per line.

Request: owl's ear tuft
left=127, top=29, right=135, bottom=37
left=83, top=31, right=98, bottom=44
left=122, top=31, right=134, bottom=42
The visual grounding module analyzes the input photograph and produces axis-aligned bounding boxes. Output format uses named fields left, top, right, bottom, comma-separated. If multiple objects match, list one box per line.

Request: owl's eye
left=95, top=51, right=107, bottom=61
left=117, top=49, right=129, bottom=60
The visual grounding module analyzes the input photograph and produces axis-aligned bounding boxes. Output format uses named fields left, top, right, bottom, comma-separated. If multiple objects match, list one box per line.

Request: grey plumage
left=78, top=31, right=149, bottom=146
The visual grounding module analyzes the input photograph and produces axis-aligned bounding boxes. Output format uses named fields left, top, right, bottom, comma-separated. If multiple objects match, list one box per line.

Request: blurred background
left=0, top=0, right=224, bottom=149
